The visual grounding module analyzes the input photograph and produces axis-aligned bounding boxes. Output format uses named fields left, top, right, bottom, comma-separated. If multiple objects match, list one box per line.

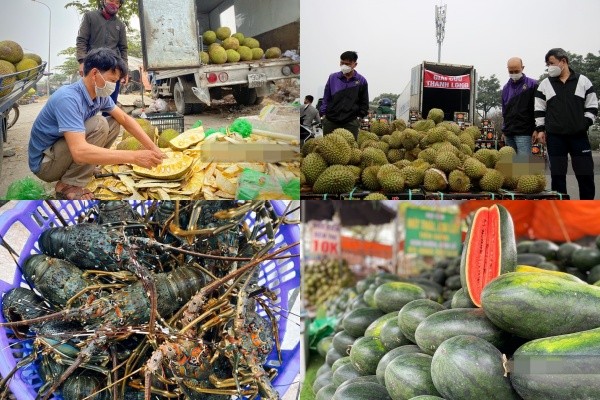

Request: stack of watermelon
left=310, top=204, right=600, bottom=400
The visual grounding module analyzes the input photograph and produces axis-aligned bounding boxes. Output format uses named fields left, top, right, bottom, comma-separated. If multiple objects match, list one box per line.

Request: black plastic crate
left=340, top=189, right=425, bottom=200
left=300, top=191, right=339, bottom=200
left=144, top=112, right=184, bottom=133
left=499, top=190, right=570, bottom=200
left=424, top=191, right=501, bottom=200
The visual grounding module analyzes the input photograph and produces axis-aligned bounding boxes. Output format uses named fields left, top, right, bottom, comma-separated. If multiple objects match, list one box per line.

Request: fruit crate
left=475, top=139, right=499, bottom=150
left=499, top=190, right=570, bottom=200
left=300, top=191, right=340, bottom=200
left=144, top=112, right=185, bottom=133
left=423, top=191, right=502, bottom=200
left=339, top=189, right=425, bottom=200
left=0, top=200, right=300, bottom=400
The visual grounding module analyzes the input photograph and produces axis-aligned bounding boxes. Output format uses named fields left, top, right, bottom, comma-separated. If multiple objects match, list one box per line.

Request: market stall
left=301, top=200, right=600, bottom=400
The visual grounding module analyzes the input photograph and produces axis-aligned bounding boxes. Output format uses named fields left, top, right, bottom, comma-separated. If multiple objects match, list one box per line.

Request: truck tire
left=233, top=86, right=257, bottom=106
left=174, top=81, right=193, bottom=115
left=191, top=103, right=205, bottom=114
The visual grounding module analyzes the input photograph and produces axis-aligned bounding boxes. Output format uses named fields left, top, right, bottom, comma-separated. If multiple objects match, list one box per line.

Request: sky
left=3, top=0, right=599, bottom=101
left=2, top=1, right=140, bottom=76
left=300, top=0, right=600, bottom=102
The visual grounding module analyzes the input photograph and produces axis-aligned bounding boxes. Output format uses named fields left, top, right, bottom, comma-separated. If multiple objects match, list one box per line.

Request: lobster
left=22, top=254, right=137, bottom=309
left=1, top=201, right=299, bottom=400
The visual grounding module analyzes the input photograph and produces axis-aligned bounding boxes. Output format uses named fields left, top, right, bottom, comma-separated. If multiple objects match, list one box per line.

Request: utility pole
left=435, top=3, right=447, bottom=63
left=32, top=0, right=51, bottom=96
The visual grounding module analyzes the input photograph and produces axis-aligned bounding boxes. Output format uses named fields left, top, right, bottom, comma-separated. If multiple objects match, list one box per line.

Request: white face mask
left=547, top=65, right=562, bottom=78
left=95, top=72, right=117, bottom=97
left=509, top=73, right=523, bottom=82
left=340, top=64, right=352, bottom=74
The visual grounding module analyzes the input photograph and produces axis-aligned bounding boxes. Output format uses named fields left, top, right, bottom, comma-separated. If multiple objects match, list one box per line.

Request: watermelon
left=317, top=335, right=333, bottom=357
left=332, top=330, right=357, bottom=356
left=511, top=327, right=600, bottom=399
left=365, top=312, right=400, bottom=338
left=529, top=239, right=559, bottom=260
left=407, top=396, right=445, bottom=400
left=349, top=336, right=388, bottom=375
left=571, top=247, right=600, bottom=272
left=516, top=240, right=534, bottom=254
left=430, top=335, right=521, bottom=400
left=515, top=265, right=585, bottom=283
left=326, top=347, right=344, bottom=366
left=313, top=369, right=334, bottom=394
left=460, top=204, right=517, bottom=307
left=450, top=288, right=475, bottom=308
left=481, top=272, right=600, bottom=339
left=331, top=356, right=353, bottom=373
left=333, top=381, right=391, bottom=400
left=342, top=307, right=385, bottom=338
left=556, top=242, right=582, bottom=263
left=335, top=375, right=380, bottom=393
left=384, top=353, right=441, bottom=400
left=379, top=317, right=411, bottom=351
left=374, top=282, right=427, bottom=313
left=332, top=362, right=364, bottom=388
left=316, top=384, right=337, bottom=400
left=398, top=299, right=445, bottom=343
left=516, top=253, right=547, bottom=267
left=376, top=344, right=422, bottom=385
left=414, top=308, right=511, bottom=355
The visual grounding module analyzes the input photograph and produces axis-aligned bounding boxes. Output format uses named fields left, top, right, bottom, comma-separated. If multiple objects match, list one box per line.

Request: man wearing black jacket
left=77, top=0, right=128, bottom=107
left=320, top=51, right=369, bottom=138
left=534, top=48, right=598, bottom=199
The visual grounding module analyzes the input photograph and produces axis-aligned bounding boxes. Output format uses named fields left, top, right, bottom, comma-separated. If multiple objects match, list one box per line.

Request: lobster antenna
left=44, top=200, right=69, bottom=227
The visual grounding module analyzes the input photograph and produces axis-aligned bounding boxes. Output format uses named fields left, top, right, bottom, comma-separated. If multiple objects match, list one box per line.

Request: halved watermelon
left=459, top=204, right=516, bottom=307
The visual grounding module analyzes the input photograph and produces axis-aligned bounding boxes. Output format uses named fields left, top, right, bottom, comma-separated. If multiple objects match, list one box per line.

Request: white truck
left=396, top=61, right=477, bottom=123
left=139, top=0, right=300, bottom=114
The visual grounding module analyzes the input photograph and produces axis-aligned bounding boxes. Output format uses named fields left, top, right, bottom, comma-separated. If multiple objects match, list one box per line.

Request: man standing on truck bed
left=28, top=48, right=164, bottom=200
left=320, top=51, right=369, bottom=138
left=534, top=48, right=598, bottom=200
left=76, top=0, right=128, bottom=109
left=501, top=57, right=538, bottom=155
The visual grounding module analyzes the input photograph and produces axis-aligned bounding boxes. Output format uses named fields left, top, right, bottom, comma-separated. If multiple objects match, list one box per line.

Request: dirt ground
left=0, top=79, right=299, bottom=198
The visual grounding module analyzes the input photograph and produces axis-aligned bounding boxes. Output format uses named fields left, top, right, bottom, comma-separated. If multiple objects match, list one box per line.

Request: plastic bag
left=147, top=98, right=168, bottom=113
left=236, top=168, right=286, bottom=200
left=5, top=177, right=47, bottom=199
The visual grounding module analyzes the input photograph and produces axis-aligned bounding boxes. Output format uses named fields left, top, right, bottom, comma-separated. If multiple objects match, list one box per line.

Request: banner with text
left=404, top=206, right=461, bottom=258
left=423, top=69, right=471, bottom=90
left=306, top=220, right=341, bottom=261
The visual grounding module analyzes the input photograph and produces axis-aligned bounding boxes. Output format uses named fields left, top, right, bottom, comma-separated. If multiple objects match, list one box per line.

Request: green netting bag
left=229, top=118, right=253, bottom=138
left=5, top=177, right=47, bottom=199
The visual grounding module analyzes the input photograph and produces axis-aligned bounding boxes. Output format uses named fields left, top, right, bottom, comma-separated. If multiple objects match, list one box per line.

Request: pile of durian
left=300, top=108, right=546, bottom=198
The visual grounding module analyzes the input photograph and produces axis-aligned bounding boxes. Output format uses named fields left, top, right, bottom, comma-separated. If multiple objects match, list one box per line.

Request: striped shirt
left=534, top=67, right=598, bottom=135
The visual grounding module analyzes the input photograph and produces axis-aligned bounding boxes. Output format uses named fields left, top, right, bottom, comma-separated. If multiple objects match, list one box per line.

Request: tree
left=55, top=47, right=79, bottom=77
left=372, top=93, right=399, bottom=104
left=59, top=2, right=143, bottom=74
left=65, top=0, right=138, bottom=29
left=476, top=74, right=501, bottom=119
left=127, top=29, right=143, bottom=58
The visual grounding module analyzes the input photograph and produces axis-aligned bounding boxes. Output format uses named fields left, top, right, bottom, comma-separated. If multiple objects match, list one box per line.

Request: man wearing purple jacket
left=501, top=57, right=538, bottom=155
left=320, top=51, right=369, bottom=138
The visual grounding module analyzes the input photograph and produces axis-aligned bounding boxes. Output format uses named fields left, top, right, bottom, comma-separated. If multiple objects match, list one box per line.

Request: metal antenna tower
left=435, top=3, right=447, bottom=62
